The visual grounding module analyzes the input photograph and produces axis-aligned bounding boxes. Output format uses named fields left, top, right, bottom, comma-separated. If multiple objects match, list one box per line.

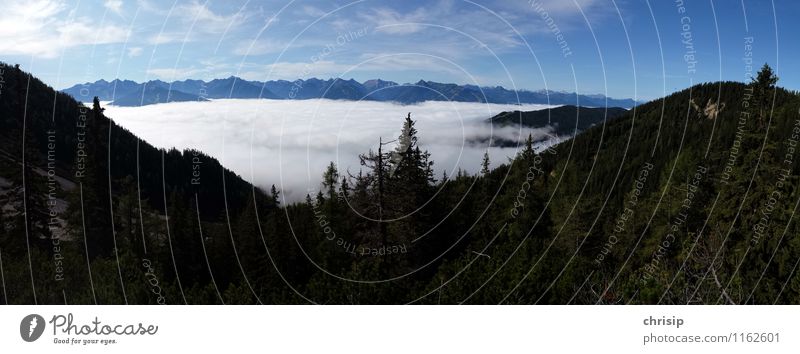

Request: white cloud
left=127, top=47, right=143, bottom=57
left=143, top=1, right=248, bottom=46
left=146, top=63, right=233, bottom=81
left=348, top=0, right=609, bottom=56
left=147, top=32, right=183, bottom=45
left=359, top=7, right=430, bottom=35
left=104, top=0, right=123, bottom=15
left=57, top=21, right=127, bottom=44
left=257, top=60, right=356, bottom=80
left=350, top=2, right=525, bottom=56
left=523, top=0, right=603, bottom=15
left=496, top=0, right=610, bottom=36
left=356, top=54, right=465, bottom=76
left=145, top=58, right=234, bottom=81
left=176, top=0, right=246, bottom=34
left=0, top=0, right=128, bottom=58
left=135, top=0, right=168, bottom=15
left=299, top=5, right=327, bottom=18
left=104, top=99, right=558, bottom=201
left=146, top=68, right=203, bottom=81
left=245, top=54, right=468, bottom=82
left=233, top=39, right=293, bottom=56
left=329, top=18, right=355, bottom=31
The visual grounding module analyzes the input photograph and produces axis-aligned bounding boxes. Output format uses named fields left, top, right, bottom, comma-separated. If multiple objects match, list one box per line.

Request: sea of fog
left=104, top=99, right=560, bottom=201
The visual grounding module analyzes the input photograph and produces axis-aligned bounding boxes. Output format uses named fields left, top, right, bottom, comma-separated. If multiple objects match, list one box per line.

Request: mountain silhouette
left=63, top=77, right=641, bottom=108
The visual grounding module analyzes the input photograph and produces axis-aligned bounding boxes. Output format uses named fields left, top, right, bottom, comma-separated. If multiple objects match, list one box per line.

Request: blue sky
left=1, top=0, right=797, bottom=101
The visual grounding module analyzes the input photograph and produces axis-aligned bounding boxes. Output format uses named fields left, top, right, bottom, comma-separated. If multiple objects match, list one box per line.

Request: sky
left=1, top=0, right=798, bottom=101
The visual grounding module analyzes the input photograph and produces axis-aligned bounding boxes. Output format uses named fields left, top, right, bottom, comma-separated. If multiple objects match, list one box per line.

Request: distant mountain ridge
left=489, top=105, right=629, bottom=136
left=62, top=77, right=641, bottom=108
left=478, top=105, right=628, bottom=147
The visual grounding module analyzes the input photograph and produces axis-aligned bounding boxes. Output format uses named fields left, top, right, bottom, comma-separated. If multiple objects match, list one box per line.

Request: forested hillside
left=1, top=62, right=799, bottom=304
left=489, top=105, right=629, bottom=136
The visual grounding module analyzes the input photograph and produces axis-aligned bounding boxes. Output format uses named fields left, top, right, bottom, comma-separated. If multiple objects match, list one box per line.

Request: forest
left=1, top=61, right=799, bottom=304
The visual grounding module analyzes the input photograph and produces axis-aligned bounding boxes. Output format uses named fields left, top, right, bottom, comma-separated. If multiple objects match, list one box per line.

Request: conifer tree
left=752, top=63, right=778, bottom=128
left=322, top=162, right=339, bottom=200
left=481, top=151, right=491, bottom=176
left=270, top=185, right=280, bottom=206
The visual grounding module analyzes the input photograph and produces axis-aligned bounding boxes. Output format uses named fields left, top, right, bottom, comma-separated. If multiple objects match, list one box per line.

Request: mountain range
left=61, top=77, right=640, bottom=108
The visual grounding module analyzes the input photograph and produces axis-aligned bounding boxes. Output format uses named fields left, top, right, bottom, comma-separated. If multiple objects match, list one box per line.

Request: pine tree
left=481, top=151, right=491, bottom=176
left=322, top=162, right=339, bottom=200
left=270, top=185, right=280, bottom=207
left=521, top=133, right=535, bottom=162
left=389, top=113, right=417, bottom=177
left=752, top=63, right=778, bottom=128
left=358, top=143, right=390, bottom=245
left=339, top=176, right=350, bottom=201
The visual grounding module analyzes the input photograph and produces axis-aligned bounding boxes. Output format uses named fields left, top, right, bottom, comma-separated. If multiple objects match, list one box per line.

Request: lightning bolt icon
left=29, top=317, right=38, bottom=338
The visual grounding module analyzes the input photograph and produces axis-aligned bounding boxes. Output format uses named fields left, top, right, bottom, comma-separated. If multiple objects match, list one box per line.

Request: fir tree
left=752, top=63, right=778, bottom=128
left=481, top=151, right=491, bottom=176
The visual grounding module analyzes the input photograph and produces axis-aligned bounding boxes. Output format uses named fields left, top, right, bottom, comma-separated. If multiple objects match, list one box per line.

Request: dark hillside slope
left=489, top=105, right=629, bottom=136
left=0, top=62, right=283, bottom=304
left=501, top=77, right=800, bottom=304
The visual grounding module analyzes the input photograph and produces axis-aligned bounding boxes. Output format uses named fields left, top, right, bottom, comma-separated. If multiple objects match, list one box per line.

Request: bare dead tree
left=686, top=223, right=737, bottom=304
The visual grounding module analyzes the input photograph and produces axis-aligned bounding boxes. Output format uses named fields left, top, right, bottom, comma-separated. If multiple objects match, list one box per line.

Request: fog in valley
left=105, top=99, right=561, bottom=201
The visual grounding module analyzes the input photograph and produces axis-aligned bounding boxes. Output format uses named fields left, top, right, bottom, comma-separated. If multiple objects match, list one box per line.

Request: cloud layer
left=105, top=99, right=557, bottom=201
left=0, top=0, right=128, bottom=58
